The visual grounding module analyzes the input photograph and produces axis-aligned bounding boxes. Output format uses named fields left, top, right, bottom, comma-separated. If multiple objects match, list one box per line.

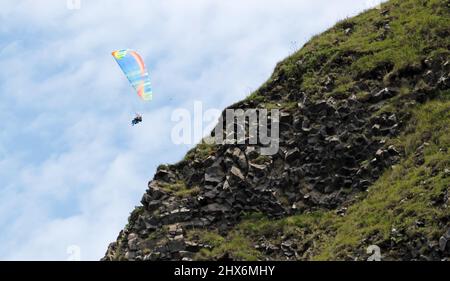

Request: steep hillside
left=103, top=0, right=449, bottom=261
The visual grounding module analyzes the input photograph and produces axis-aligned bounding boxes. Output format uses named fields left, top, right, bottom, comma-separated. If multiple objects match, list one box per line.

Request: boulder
left=127, top=233, right=139, bottom=251
left=154, top=169, right=174, bottom=182
left=168, top=238, right=185, bottom=253
left=280, top=112, right=293, bottom=125
left=245, top=146, right=259, bottom=160
left=204, top=165, right=225, bottom=185
left=285, top=148, right=301, bottom=163
left=439, top=229, right=450, bottom=252
left=369, top=88, right=395, bottom=103
left=229, top=166, right=245, bottom=184
left=202, top=203, right=230, bottom=214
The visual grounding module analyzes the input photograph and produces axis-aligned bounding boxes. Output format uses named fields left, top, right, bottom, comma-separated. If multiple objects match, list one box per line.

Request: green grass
left=159, top=180, right=201, bottom=198
left=187, top=229, right=263, bottom=261
left=184, top=141, right=217, bottom=162
left=251, top=155, right=272, bottom=165
left=245, top=0, right=449, bottom=102
left=187, top=229, right=225, bottom=248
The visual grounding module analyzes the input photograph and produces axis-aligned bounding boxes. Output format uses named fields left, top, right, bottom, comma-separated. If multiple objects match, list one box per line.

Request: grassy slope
left=186, top=0, right=450, bottom=260
left=248, top=0, right=448, bottom=101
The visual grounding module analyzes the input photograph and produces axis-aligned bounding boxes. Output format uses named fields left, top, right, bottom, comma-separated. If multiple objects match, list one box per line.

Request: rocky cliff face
left=103, top=0, right=449, bottom=261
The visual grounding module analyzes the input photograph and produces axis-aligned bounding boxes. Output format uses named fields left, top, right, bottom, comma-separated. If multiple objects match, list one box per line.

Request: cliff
left=103, top=0, right=449, bottom=261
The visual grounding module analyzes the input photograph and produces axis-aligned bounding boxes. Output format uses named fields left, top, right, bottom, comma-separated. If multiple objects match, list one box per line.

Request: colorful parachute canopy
left=112, top=49, right=153, bottom=101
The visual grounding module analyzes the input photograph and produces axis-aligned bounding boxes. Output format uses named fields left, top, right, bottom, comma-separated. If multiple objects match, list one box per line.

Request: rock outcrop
left=103, top=0, right=449, bottom=261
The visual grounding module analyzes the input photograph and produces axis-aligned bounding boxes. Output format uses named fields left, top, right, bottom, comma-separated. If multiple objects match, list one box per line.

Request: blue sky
left=0, top=0, right=384, bottom=260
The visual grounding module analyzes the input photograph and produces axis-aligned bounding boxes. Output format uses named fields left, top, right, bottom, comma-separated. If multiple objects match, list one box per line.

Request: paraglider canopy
left=112, top=49, right=153, bottom=101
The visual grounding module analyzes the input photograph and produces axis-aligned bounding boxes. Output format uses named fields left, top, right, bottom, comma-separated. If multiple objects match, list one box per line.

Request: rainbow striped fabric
left=112, top=49, right=153, bottom=101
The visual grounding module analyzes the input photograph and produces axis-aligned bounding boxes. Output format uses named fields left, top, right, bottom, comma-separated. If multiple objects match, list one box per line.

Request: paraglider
left=112, top=49, right=152, bottom=125
left=131, top=113, right=143, bottom=126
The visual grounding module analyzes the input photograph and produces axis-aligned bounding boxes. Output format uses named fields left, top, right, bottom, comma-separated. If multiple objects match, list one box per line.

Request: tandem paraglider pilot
left=111, top=49, right=153, bottom=127
left=131, top=114, right=143, bottom=126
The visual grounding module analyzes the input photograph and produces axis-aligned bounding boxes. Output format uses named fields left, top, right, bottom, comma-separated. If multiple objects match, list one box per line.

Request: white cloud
left=0, top=0, right=385, bottom=260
